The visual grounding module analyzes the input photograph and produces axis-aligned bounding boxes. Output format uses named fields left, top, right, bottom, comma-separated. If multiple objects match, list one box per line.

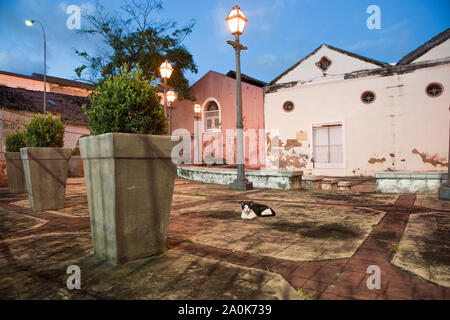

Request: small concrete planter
left=20, top=148, right=72, bottom=211
left=68, top=155, right=84, bottom=177
left=5, top=152, right=26, bottom=193
left=80, top=133, right=178, bottom=264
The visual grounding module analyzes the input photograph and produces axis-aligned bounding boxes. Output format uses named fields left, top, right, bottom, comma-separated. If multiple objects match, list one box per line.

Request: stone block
left=376, top=171, right=447, bottom=194
left=301, top=175, right=324, bottom=190
left=337, top=181, right=352, bottom=191
left=321, top=178, right=338, bottom=190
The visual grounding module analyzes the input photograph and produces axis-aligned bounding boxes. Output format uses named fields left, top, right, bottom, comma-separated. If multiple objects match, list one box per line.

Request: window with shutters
left=313, top=123, right=345, bottom=168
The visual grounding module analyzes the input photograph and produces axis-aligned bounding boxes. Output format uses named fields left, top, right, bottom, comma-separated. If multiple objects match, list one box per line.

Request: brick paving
left=168, top=185, right=450, bottom=300
left=0, top=178, right=449, bottom=300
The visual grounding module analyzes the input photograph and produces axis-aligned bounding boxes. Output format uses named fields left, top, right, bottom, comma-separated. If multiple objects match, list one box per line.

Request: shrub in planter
left=5, top=130, right=27, bottom=193
left=80, top=65, right=178, bottom=264
left=21, top=113, right=71, bottom=211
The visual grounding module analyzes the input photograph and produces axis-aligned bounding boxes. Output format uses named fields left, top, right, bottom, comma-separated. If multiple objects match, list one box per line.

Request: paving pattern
left=0, top=178, right=449, bottom=300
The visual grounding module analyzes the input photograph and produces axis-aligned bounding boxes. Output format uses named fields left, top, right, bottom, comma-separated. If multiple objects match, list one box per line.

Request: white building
left=264, top=28, right=450, bottom=176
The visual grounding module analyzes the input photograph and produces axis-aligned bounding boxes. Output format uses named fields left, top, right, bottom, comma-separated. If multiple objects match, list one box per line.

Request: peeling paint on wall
left=368, top=157, right=386, bottom=164
left=411, top=149, right=448, bottom=167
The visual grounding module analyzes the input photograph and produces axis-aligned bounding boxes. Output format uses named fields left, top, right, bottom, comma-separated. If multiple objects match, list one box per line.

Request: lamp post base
left=439, top=184, right=450, bottom=201
left=230, top=179, right=253, bottom=191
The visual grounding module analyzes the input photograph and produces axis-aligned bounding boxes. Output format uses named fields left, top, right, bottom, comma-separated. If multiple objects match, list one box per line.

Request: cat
left=240, top=201, right=276, bottom=220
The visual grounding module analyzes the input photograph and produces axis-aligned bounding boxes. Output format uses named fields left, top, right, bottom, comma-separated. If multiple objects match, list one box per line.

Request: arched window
left=204, top=101, right=220, bottom=131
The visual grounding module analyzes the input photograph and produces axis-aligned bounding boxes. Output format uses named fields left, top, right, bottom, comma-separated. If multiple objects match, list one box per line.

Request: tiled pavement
left=168, top=181, right=450, bottom=300
left=0, top=178, right=449, bottom=300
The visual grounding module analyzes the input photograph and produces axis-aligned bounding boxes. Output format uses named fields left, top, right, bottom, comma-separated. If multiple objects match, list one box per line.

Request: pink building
left=171, top=70, right=266, bottom=166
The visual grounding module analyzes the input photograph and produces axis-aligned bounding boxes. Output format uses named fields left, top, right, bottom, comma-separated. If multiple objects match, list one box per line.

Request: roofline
left=264, top=57, right=450, bottom=94
left=187, top=70, right=265, bottom=100
left=225, top=70, right=267, bottom=87
left=397, top=28, right=450, bottom=65
left=266, top=44, right=389, bottom=86
left=0, top=70, right=94, bottom=90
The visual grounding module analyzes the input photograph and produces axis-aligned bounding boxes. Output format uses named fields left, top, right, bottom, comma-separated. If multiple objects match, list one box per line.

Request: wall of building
left=171, top=71, right=265, bottom=166
left=264, top=63, right=449, bottom=176
left=0, top=108, right=90, bottom=159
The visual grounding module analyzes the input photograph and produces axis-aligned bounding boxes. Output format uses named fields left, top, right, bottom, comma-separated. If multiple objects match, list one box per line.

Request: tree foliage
left=82, top=65, right=167, bottom=135
left=24, top=113, right=66, bottom=148
left=75, top=0, right=197, bottom=101
left=5, top=130, right=27, bottom=152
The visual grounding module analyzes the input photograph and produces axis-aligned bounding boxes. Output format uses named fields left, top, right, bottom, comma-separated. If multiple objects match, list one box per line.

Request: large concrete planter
left=5, top=152, right=26, bottom=193
left=79, top=133, right=178, bottom=264
left=20, top=148, right=72, bottom=211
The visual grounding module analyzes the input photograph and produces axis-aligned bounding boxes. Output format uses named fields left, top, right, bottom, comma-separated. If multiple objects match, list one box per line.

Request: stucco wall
left=264, top=63, right=449, bottom=176
left=171, top=71, right=265, bottom=165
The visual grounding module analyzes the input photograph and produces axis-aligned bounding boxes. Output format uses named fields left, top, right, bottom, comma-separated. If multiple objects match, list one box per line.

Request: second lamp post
left=159, top=60, right=176, bottom=135
left=226, top=6, right=253, bottom=191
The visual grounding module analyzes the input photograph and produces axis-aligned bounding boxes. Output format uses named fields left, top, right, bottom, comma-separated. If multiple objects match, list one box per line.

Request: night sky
left=0, top=0, right=449, bottom=85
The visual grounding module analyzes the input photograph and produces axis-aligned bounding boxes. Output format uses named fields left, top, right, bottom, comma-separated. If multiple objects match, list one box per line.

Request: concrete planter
left=68, top=155, right=84, bottom=177
left=5, top=152, right=26, bottom=193
left=20, top=148, right=72, bottom=211
left=80, top=133, right=178, bottom=264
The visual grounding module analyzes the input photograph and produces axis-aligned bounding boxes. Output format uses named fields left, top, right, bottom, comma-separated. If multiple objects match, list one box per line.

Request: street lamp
left=226, top=6, right=253, bottom=190
left=193, top=104, right=202, bottom=165
left=194, top=104, right=201, bottom=117
left=166, top=89, right=177, bottom=135
left=26, top=19, right=47, bottom=115
left=159, top=60, right=174, bottom=135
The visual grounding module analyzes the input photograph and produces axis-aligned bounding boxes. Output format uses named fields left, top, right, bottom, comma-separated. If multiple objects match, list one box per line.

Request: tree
left=75, top=0, right=197, bottom=100
left=82, top=64, right=167, bottom=135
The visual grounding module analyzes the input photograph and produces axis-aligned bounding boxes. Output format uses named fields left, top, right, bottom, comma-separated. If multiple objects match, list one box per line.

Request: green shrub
left=82, top=64, right=167, bottom=135
left=5, top=130, right=27, bottom=152
left=24, top=113, right=66, bottom=147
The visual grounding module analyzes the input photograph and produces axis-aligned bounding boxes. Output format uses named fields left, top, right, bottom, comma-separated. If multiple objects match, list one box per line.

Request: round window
left=283, top=101, right=295, bottom=112
left=426, top=83, right=443, bottom=97
left=361, top=91, right=376, bottom=104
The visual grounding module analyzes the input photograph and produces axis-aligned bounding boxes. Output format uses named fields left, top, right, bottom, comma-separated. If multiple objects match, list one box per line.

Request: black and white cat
left=240, top=201, right=276, bottom=219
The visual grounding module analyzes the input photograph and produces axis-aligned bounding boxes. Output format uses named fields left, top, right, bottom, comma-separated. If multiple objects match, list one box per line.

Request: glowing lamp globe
left=225, top=6, right=248, bottom=36
left=159, top=60, right=173, bottom=79
left=25, top=20, right=34, bottom=26
left=194, top=104, right=201, bottom=114
left=166, top=90, right=176, bottom=104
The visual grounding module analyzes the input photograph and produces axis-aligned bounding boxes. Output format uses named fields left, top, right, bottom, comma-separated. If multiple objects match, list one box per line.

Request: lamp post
left=194, top=104, right=202, bottom=164
left=166, top=89, right=177, bottom=135
left=159, top=60, right=174, bottom=135
left=226, top=6, right=253, bottom=190
left=26, top=19, right=47, bottom=115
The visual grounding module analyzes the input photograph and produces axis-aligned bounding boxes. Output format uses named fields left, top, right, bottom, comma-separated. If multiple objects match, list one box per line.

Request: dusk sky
left=0, top=0, right=449, bottom=85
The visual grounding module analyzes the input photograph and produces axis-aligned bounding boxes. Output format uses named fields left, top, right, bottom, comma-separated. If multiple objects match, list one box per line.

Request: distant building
left=0, top=70, right=92, bottom=184
left=171, top=70, right=266, bottom=166
left=263, top=28, right=450, bottom=176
